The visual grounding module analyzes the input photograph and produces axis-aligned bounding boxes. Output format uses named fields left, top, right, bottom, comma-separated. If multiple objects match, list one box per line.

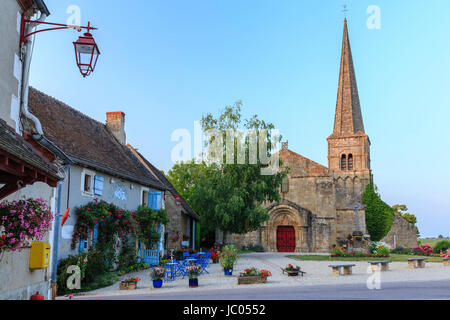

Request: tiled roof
left=28, top=87, right=167, bottom=190
left=128, top=146, right=200, bottom=221
left=0, top=118, right=61, bottom=180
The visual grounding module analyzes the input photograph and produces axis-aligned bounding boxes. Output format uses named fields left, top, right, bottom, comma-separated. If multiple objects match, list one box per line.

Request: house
left=0, top=0, right=66, bottom=300
left=128, top=146, right=200, bottom=251
left=28, top=88, right=169, bottom=264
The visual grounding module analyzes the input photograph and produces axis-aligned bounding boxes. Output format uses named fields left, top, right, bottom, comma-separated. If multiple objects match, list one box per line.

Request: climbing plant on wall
left=362, top=183, right=394, bottom=241
left=71, top=199, right=136, bottom=265
left=133, top=205, right=169, bottom=248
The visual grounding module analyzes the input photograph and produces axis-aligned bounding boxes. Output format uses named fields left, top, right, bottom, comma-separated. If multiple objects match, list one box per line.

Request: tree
left=392, top=204, right=419, bottom=237
left=362, top=183, right=394, bottom=241
left=167, top=102, right=288, bottom=242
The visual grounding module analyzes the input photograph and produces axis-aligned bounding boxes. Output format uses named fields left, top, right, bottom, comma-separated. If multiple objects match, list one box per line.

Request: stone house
left=231, top=19, right=416, bottom=252
left=128, top=147, right=200, bottom=251
left=0, top=0, right=69, bottom=300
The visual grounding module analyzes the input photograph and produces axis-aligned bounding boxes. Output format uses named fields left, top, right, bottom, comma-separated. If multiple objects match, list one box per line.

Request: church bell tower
left=327, top=19, right=371, bottom=175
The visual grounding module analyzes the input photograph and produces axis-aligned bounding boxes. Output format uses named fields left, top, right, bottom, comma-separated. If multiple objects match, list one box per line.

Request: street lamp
left=73, top=22, right=100, bottom=77
left=20, top=15, right=100, bottom=77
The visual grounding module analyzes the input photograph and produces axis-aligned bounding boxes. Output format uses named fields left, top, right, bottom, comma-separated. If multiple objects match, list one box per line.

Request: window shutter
left=155, top=192, right=162, bottom=210
left=93, top=175, right=104, bottom=195
left=79, top=238, right=89, bottom=253
left=92, top=224, right=99, bottom=247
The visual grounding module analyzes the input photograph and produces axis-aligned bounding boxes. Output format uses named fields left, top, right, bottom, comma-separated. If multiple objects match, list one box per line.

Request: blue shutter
left=148, top=191, right=162, bottom=210
left=79, top=238, right=89, bottom=253
left=155, top=192, right=162, bottom=210
left=93, top=175, right=104, bottom=195
left=92, top=224, right=99, bottom=247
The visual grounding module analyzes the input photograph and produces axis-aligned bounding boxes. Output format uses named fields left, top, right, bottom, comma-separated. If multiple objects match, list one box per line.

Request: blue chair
left=197, top=256, right=210, bottom=275
left=164, top=260, right=179, bottom=281
left=182, top=252, right=190, bottom=260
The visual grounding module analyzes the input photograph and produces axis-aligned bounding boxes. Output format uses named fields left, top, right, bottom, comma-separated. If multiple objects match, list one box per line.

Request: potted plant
left=119, top=276, right=141, bottom=290
left=150, top=267, right=166, bottom=288
left=284, top=264, right=302, bottom=276
left=238, top=267, right=272, bottom=285
left=219, top=245, right=238, bottom=276
left=186, top=265, right=202, bottom=287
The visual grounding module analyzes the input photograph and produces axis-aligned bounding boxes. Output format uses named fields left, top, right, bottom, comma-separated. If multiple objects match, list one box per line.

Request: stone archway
left=263, top=200, right=313, bottom=252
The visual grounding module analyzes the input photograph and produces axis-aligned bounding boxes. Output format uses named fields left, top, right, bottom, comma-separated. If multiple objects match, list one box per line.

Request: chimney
left=106, top=112, right=126, bottom=145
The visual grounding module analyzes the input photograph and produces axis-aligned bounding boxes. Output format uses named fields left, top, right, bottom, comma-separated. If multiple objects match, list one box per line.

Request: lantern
left=73, top=22, right=100, bottom=77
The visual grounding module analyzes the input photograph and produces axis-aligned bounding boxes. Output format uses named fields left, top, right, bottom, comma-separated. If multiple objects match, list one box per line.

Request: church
left=230, top=19, right=416, bottom=252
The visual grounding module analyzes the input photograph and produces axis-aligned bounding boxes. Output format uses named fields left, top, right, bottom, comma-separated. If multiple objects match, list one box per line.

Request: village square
left=0, top=0, right=449, bottom=302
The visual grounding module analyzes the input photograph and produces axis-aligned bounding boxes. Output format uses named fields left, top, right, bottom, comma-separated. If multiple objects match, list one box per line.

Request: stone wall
left=381, top=214, right=418, bottom=249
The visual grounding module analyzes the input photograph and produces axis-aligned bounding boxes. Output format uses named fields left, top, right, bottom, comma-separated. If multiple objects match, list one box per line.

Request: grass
left=288, top=254, right=444, bottom=263
left=419, top=238, right=449, bottom=247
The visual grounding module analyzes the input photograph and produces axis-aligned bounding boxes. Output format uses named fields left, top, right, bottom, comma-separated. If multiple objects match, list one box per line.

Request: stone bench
left=328, top=264, right=356, bottom=276
left=443, top=258, right=450, bottom=267
left=367, top=261, right=391, bottom=272
left=408, top=258, right=427, bottom=269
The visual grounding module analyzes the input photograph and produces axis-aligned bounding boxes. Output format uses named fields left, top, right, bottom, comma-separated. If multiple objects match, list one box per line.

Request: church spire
left=332, top=18, right=365, bottom=136
left=327, top=19, right=371, bottom=174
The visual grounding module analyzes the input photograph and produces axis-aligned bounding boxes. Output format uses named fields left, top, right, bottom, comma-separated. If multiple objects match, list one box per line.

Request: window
left=340, top=154, right=347, bottom=171
left=142, top=190, right=149, bottom=206
left=81, top=169, right=96, bottom=196
left=84, top=174, right=91, bottom=192
left=348, top=154, right=353, bottom=171
left=281, top=177, right=289, bottom=193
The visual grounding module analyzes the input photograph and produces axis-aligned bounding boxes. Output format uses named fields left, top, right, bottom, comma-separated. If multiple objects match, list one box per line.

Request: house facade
left=128, top=147, right=200, bottom=252
left=28, top=88, right=170, bottom=264
left=0, top=0, right=67, bottom=300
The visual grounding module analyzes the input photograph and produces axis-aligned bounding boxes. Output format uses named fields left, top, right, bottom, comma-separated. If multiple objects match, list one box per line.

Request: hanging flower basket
left=0, top=198, right=53, bottom=252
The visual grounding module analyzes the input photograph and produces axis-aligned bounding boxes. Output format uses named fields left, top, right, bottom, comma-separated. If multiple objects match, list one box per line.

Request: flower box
left=237, top=275, right=268, bottom=285
left=119, top=282, right=137, bottom=290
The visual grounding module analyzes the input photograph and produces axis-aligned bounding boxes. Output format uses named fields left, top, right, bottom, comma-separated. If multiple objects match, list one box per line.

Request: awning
left=0, top=119, right=62, bottom=199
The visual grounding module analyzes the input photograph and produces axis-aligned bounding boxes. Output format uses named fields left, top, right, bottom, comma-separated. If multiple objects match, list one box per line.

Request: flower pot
left=224, top=267, right=233, bottom=276
left=119, top=282, right=137, bottom=290
left=153, top=280, right=163, bottom=288
left=238, top=275, right=268, bottom=285
left=189, top=278, right=198, bottom=288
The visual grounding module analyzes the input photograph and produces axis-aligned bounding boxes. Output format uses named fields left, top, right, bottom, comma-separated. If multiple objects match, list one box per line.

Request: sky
left=29, top=0, right=450, bottom=238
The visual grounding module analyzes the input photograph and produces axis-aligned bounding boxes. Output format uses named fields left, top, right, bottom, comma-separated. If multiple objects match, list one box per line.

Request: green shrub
left=434, top=240, right=450, bottom=253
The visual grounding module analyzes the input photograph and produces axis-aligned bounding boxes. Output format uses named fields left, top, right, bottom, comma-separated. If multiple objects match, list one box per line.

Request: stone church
left=230, top=19, right=415, bottom=252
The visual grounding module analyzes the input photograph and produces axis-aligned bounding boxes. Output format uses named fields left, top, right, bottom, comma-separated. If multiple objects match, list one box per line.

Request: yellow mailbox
left=29, top=242, right=51, bottom=270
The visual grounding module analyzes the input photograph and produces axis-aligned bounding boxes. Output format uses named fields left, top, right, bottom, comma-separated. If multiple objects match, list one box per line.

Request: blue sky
left=29, top=0, right=450, bottom=237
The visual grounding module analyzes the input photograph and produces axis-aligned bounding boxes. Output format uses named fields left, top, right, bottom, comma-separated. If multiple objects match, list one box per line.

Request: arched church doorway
left=276, top=226, right=296, bottom=252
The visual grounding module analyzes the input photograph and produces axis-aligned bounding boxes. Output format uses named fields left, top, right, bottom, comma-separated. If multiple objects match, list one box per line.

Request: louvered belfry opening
left=347, top=154, right=353, bottom=171
left=340, top=154, right=347, bottom=171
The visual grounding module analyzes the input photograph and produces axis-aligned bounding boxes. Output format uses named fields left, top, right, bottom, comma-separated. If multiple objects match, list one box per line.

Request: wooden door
left=277, top=226, right=296, bottom=252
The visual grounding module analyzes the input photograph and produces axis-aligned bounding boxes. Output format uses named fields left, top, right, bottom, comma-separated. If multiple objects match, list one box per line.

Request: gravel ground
left=60, top=252, right=450, bottom=299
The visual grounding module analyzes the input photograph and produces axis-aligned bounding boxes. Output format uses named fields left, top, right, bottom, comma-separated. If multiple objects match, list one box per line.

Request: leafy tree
left=167, top=101, right=288, bottom=241
left=392, top=204, right=420, bottom=237
left=362, top=183, right=394, bottom=241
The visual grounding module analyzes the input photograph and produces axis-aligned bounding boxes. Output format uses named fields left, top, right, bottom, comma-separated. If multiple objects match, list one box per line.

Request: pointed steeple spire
left=332, top=19, right=365, bottom=136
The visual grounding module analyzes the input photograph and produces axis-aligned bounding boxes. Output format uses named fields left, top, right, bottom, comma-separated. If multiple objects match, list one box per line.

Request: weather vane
left=342, top=4, right=348, bottom=17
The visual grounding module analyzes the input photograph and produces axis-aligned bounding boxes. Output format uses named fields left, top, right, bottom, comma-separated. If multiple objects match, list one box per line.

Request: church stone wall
left=381, top=214, right=418, bottom=249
